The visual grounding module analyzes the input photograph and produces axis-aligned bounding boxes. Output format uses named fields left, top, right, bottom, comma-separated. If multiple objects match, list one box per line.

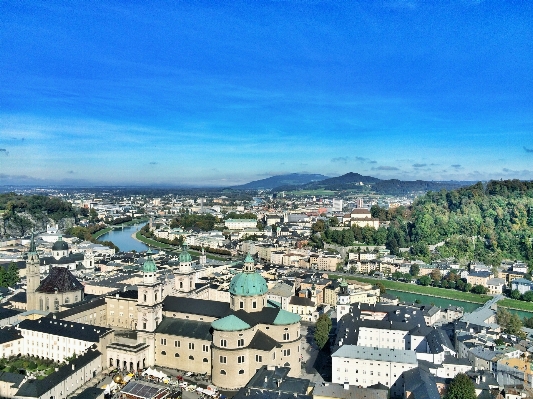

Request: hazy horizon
left=1, top=1, right=532, bottom=186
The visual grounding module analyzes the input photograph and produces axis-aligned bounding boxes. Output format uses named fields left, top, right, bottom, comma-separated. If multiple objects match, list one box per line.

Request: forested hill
left=375, top=180, right=533, bottom=267
left=271, top=172, right=470, bottom=194
left=0, top=193, right=77, bottom=237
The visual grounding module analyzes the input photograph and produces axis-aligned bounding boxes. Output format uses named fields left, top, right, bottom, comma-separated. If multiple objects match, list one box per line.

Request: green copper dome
left=52, top=236, right=69, bottom=251
left=229, top=271, right=268, bottom=297
left=143, top=250, right=157, bottom=273
left=179, top=245, right=192, bottom=263
left=211, top=315, right=251, bottom=332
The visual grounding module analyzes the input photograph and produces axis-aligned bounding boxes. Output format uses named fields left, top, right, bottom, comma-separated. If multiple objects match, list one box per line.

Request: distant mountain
left=231, top=173, right=329, bottom=190
left=273, top=172, right=472, bottom=195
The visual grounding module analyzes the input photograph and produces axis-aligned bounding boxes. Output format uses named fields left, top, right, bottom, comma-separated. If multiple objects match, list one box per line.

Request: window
left=203, top=345, right=209, bottom=352
left=203, top=358, right=208, bottom=363
left=283, top=333, right=290, bottom=340
left=143, top=322, right=146, bottom=330
left=283, top=349, right=291, bottom=356
left=220, top=370, right=226, bottom=375
left=161, top=351, right=166, bottom=355
left=237, top=339, right=244, bottom=347
left=238, top=355, right=244, bottom=363
left=256, top=355, right=262, bottom=362
left=175, top=353, right=180, bottom=357
left=189, top=343, right=195, bottom=350
left=220, top=339, right=227, bottom=347
left=252, top=301, right=257, bottom=308
left=239, top=369, right=244, bottom=374
left=161, top=339, right=167, bottom=345
left=189, top=355, right=194, bottom=360
left=220, top=356, right=227, bottom=364
left=174, top=340, right=180, bottom=347
left=240, top=301, right=244, bottom=309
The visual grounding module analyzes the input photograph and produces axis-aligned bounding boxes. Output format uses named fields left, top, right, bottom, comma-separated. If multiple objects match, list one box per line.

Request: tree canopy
left=444, top=373, right=476, bottom=399
left=314, top=314, right=332, bottom=350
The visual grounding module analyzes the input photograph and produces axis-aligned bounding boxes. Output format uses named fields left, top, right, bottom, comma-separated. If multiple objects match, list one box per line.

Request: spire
left=29, top=233, right=37, bottom=254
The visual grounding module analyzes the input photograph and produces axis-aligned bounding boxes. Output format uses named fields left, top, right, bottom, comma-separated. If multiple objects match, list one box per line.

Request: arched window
left=220, top=370, right=226, bottom=375
left=284, top=362, right=290, bottom=367
left=175, top=353, right=180, bottom=357
left=161, top=351, right=166, bottom=355
left=239, top=369, right=244, bottom=374
left=203, top=358, right=208, bottom=363
left=189, top=356, right=194, bottom=360
left=64, top=297, right=70, bottom=304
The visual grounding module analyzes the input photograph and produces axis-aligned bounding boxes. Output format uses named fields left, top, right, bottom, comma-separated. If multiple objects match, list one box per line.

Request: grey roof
left=16, top=349, right=101, bottom=398
left=71, top=387, right=105, bottom=399
left=0, top=327, right=22, bottom=344
left=403, top=367, right=441, bottom=399
left=426, top=328, right=455, bottom=354
left=245, top=366, right=310, bottom=394
left=268, top=282, right=293, bottom=297
left=312, top=383, right=388, bottom=399
left=332, top=345, right=418, bottom=364
left=155, top=317, right=212, bottom=341
left=0, top=371, right=24, bottom=386
left=162, top=296, right=231, bottom=318
left=18, top=318, right=112, bottom=342
left=248, top=330, right=280, bottom=352
left=289, top=296, right=315, bottom=306
left=51, top=297, right=106, bottom=319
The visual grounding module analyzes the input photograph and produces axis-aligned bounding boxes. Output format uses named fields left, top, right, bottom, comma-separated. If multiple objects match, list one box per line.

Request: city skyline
left=1, top=0, right=532, bottom=187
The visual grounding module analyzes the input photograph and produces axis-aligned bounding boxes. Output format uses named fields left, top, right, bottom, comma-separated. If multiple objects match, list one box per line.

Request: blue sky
left=1, top=0, right=532, bottom=186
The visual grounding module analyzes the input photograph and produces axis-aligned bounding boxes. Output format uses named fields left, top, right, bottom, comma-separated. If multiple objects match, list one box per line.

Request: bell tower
left=26, top=234, right=40, bottom=312
left=137, top=250, right=163, bottom=366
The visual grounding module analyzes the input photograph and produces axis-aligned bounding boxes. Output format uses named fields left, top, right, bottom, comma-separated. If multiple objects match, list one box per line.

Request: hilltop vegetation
left=0, top=193, right=77, bottom=237
left=376, top=180, right=533, bottom=267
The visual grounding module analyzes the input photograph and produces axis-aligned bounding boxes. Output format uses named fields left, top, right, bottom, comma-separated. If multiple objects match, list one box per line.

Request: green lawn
left=135, top=232, right=172, bottom=249
left=92, top=227, right=112, bottom=239
left=328, top=275, right=491, bottom=304
left=498, top=298, right=533, bottom=312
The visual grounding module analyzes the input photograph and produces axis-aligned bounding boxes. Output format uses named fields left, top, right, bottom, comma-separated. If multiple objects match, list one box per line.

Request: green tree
left=497, top=308, right=525, bottom=338
left=314, top=314, right=332, bottom=350
left=430, top=268, right=442, bottom=282
left=6, top=262, right=19, bottom=286
left=470, top=285, right=488, bottom=295
left=511, top=289, right=522, bottom=300
left=374, top=282, right=386, bottom=295
left=523, top=291, right=533, bottom=302
left=444, top=373, right=476, bottom=399
left=419, top=275, right=432, bottom=286
left=409, top=264, right=420, bottom=277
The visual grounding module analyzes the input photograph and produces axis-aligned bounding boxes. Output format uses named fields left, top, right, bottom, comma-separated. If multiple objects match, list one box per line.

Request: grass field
left=92, top=227, right=112, bottom=239
left=498, top=299, right=533, bottom=312
left=328, top=275, right=491, bottom=304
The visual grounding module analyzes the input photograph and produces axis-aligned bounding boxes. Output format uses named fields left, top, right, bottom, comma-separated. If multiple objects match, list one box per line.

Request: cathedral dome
left=229, top=272, right=268, bottom=297
left=52, top=237, right=69, bottom=251
left=178, top=245, right=192, bottom=263
left=143, top=250, right=157, bottom=273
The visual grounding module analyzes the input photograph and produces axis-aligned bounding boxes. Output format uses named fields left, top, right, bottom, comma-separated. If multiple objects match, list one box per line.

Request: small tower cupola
left=142, top=249, right=157, bottom=284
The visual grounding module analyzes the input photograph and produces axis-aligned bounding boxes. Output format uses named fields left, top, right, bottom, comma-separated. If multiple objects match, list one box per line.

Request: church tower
left=174, top=245, right=195, bottom=293
left=137, top=250, right=163, bottom=366
left=336, top=279, right=351, bottom=321
left=26, top=234, right=40, bottom=312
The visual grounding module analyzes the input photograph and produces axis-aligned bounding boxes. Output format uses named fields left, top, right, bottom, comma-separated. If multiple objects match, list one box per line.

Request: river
left=388, top=289, right=533, bottom=319
left=97, top=223, right=149, bottom=252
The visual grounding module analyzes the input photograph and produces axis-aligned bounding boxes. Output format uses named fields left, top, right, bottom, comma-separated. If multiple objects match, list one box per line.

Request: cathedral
left=23, top=241, right=302, bottom=391
left=26, top=234, right=85, bottom=312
